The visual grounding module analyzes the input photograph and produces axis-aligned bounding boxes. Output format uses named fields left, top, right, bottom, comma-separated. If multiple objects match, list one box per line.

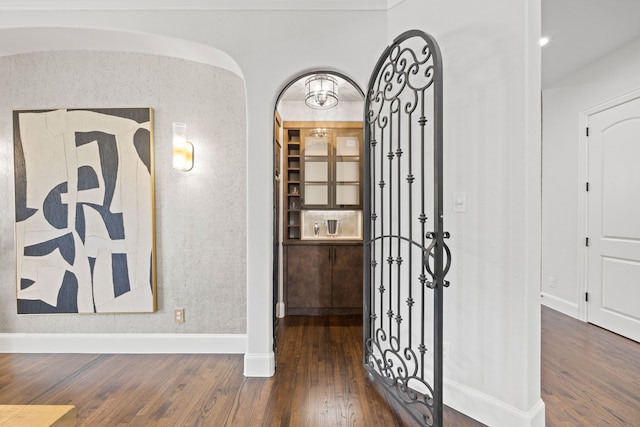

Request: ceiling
left=282, top=0, right=640, bottom=95
left=1, top=0, right=638, bottom=91
left=283, top=0, right=640, bottom=101
left=542, top=0, right=640, bottom=88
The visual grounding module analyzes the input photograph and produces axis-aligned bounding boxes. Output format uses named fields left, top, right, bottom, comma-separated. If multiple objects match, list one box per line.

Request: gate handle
left=423, top=231, right=452, bottom=288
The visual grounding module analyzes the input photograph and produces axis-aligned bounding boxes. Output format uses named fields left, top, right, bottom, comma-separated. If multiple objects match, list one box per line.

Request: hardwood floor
left=541, top=306, right=640, bottom=427
left=0, top=315, right=476, bottom=426
left=0, top=308, right=638, bottom=426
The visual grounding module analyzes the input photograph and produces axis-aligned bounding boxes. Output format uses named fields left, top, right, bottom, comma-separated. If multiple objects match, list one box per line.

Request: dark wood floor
left=541, top=306, right=640, bottom=427
left=0, top=307, right=638, bottom=426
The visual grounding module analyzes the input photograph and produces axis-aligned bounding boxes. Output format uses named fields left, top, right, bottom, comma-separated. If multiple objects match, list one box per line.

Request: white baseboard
left=445, top=377, right=545, bottom=427
left=540, top=292, right=580, bottom=319
left=0, top=333, right=247, bottom=354
left=244, top=352, right=275, bottom=377
left=0, top=333, right=276, bottom=378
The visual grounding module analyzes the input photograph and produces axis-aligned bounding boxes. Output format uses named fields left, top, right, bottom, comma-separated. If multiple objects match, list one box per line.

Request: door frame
left=579, top=88, right=640, bottom=322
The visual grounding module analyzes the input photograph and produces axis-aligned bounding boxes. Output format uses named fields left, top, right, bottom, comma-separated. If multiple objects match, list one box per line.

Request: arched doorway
left=272, top=71, right=365, bottom=359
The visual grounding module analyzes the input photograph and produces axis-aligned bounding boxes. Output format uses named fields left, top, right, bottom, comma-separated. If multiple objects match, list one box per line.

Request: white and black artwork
left=13, top=108, right=156, bottom=314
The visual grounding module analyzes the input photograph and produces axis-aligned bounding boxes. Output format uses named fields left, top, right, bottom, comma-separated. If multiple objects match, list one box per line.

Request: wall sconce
left=172, top=122, right=194, bottom=171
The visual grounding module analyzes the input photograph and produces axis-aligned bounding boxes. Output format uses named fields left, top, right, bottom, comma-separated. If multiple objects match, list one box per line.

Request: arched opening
left=272, top=70, right=365, bottom=361
left=0, top=26, right=249, bottom=352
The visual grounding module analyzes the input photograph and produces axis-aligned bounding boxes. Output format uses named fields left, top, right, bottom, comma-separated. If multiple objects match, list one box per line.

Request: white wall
left=542, top=37, right=640, bottom=316
left=389, top=1, right=544, bottom=426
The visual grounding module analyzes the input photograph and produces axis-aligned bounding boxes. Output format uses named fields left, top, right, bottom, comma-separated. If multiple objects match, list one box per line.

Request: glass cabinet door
left=335, top=131, right=361, bottom=207
left=302, top=131, right=330, bottom=207
left=301, top=127, right=362, bottom=209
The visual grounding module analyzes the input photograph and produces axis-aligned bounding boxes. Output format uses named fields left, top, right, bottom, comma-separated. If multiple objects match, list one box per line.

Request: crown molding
left=0, top=0, right=401, bottom=11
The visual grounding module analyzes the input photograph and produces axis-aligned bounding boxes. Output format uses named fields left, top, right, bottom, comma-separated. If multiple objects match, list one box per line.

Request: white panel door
left=588, top=96, right=640, bottom=342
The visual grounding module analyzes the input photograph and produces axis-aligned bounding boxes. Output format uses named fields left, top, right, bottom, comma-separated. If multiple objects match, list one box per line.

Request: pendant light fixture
left=304, top=74, right=339, bottom=109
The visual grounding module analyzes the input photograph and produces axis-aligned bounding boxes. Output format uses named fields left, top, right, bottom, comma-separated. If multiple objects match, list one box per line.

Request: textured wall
left=0, top=51, right=247, bottom=334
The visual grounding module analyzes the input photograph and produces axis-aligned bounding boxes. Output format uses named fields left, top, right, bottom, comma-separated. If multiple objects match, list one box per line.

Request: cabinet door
left=287, top=245, right=332, bottom=308
left=332, top=245, right=363, bottom=308
left=302, top=130, right=331, bottom=207
left=299, top=126, right=363, bottom=209
left=335, top=130, right=362, bottom=208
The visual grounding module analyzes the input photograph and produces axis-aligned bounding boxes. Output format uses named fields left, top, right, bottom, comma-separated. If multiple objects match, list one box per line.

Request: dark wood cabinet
left=282, top=121, right=363, bottom=315
left=285, top=243, right=363, bottom=315
left=299, top=126, right=363, bottom=210
left=282, top=121, right=363, bottom=243
left=286, top=245, right=332, bottom=309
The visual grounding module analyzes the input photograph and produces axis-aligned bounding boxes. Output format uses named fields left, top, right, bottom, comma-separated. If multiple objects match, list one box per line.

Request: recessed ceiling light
left=539, top=37, right=551, bottom=47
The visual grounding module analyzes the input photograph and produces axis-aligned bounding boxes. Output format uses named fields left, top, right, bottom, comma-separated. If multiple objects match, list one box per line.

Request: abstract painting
left=13, top=108, right=156, bottom=314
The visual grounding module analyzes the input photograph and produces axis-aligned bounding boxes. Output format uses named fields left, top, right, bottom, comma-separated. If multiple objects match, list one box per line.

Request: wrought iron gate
left=363, top=30, right=450, bottom=427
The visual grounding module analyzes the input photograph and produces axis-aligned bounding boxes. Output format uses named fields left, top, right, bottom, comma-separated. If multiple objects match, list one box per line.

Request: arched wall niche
left=0, top=27, right=249, bottom=344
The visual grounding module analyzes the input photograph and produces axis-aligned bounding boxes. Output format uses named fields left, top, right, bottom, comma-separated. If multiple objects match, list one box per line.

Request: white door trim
left=579, top=88, right=640, bottom=322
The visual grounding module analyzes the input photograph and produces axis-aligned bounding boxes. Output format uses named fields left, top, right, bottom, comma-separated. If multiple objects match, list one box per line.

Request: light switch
left=453, top=192, right=467, bottom=212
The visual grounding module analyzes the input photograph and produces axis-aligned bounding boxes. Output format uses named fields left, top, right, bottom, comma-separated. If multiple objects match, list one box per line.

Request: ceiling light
left=539, top=37, right=551, bottom=47
left=305, top=74, right=338, bottom=109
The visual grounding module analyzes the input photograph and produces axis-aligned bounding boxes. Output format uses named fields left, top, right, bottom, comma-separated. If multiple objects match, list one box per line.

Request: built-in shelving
left=282, top=121, right=364, bottom=316
left=283, top=122, right=362, bottom=242
left=285, top=129, right=301, bottom=240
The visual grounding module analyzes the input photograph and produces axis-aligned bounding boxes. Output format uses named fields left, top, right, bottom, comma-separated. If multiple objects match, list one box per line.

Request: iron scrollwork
left=364, top=29, right=449, bottom=427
